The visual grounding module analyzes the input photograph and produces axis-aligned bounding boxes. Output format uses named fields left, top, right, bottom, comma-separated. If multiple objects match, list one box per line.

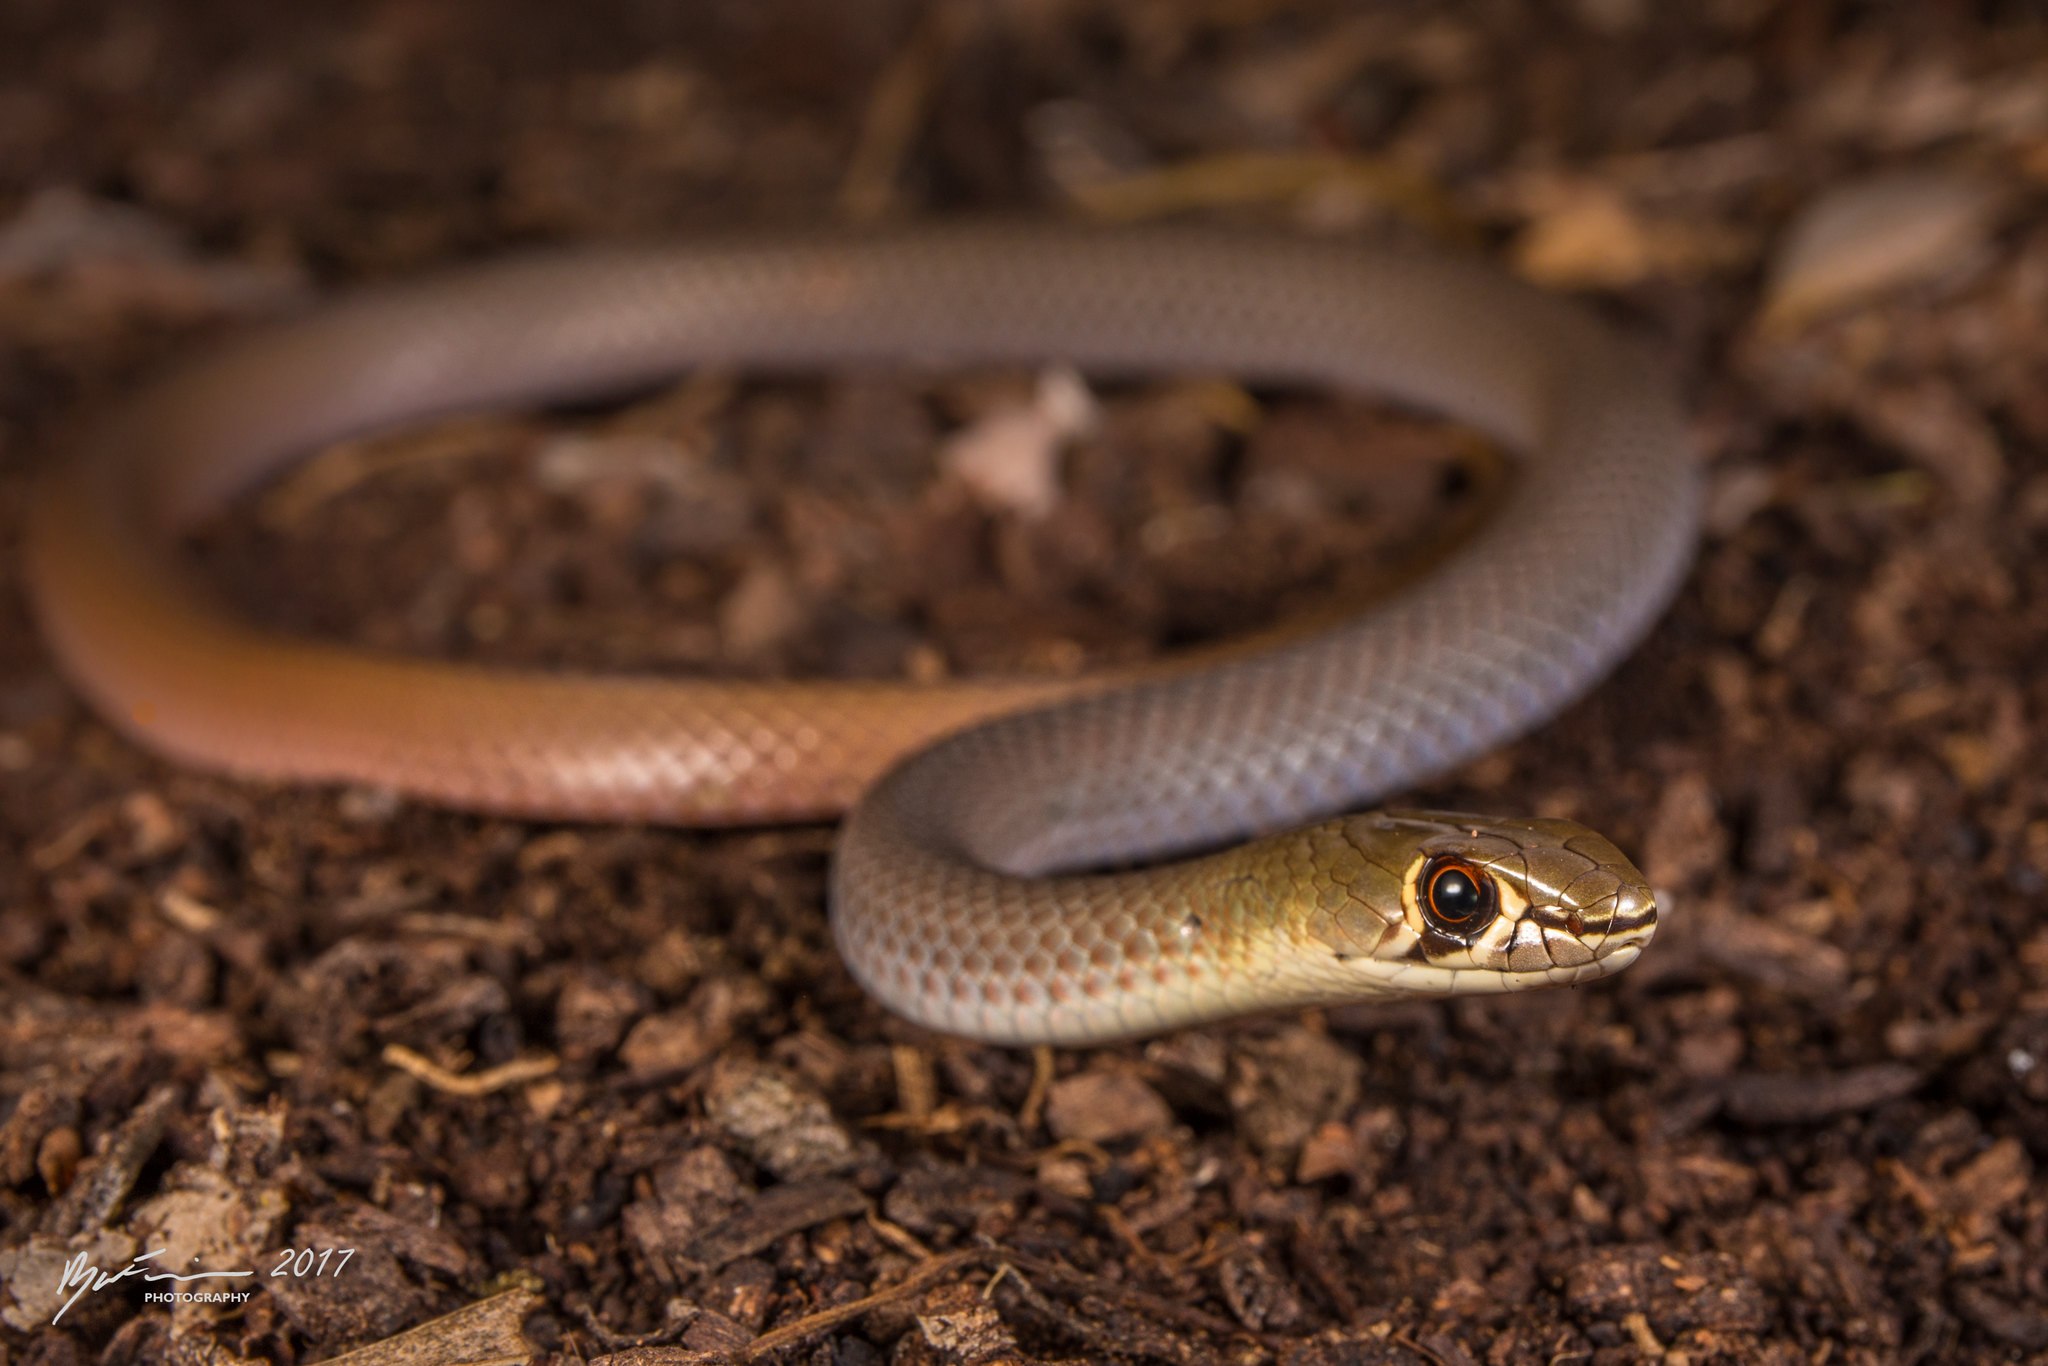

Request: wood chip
left=686, top=1178, right=866, bottom=1270
left=1042, top=1070, right=1173, bottom=1144
left=1721, top=1063, right=1922, bottom=1125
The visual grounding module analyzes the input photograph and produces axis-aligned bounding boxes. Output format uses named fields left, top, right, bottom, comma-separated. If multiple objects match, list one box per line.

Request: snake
left=24, top=224, right=1696, bottom=1045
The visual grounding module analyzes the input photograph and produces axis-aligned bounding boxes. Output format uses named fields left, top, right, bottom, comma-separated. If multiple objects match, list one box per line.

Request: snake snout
left=1609, top=878, right=1657, bottom=936
left=1572, top=870, right=1658, bottom=962
left=1499, top=832, right=1658, bottom=979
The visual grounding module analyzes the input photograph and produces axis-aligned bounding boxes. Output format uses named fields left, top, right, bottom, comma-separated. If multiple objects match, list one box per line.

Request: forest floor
left=2, top=2, right=2045, bottom=1363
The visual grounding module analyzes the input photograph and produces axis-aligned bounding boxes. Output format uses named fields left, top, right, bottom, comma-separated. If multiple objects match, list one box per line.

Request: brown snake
left=26, top=225, right=1695, bottom=1043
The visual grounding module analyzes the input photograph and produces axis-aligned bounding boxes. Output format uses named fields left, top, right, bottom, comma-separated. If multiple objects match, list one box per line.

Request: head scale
left=1298, top=810, right=1656, bottom=996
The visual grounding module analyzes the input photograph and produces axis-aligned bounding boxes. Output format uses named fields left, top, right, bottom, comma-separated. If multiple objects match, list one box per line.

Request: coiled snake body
left=26, top=225, right=1695, bottom=1044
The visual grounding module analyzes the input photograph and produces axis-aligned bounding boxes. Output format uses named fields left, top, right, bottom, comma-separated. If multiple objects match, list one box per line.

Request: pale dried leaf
left=1759, top=168, right=2004, bottom=331
left=939, top=367, right=1095, bottom=519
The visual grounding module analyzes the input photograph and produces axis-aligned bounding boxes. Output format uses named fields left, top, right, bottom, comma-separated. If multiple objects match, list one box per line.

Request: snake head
left=1300, top=810, right=1657, bottom=996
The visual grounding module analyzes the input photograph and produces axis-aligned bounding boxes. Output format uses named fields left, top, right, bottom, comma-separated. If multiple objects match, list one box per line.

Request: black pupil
left=1432, top=868, right=1483, bottom=920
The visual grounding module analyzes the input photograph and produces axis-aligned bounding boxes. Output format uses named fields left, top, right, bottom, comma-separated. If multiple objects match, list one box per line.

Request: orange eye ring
left=1420, top=856, right=1499, bottom=939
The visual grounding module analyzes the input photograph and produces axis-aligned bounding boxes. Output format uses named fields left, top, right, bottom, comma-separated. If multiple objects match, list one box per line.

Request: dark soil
left=2, top=2, right=2045, bottom=1363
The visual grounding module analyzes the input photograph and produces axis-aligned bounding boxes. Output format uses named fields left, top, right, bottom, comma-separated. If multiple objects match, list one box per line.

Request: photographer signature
left=54, top=1248, right=254, bottom=1324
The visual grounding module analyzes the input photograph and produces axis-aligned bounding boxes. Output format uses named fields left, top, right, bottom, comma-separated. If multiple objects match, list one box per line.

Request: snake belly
left=24, top=224, right=1697, bottom=1044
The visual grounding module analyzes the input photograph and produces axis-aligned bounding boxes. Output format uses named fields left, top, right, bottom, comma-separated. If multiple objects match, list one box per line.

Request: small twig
left=570, top=1297, right=698, bottom=1351
left=392, top=911, right=538, bottom=949
left=1094, top=1202, right=1166, bottom=1276
left=838, top=3, right=970, bottom=222
left=983, top=1256, right=1277, bottom=1361
left=381, top=1044, right=558, bottom=1097
left=1017, top=1045, right=1055, bottom=1132
left=739, top=1240, right=1275, bottom=1361
left=256, top=417, right=530, bottom=527
left=1001, top=1249, right=1270, bottom=1347
left=1290, top=1218, right=1362, bottom=1324
left=1393, top=1330, right=1457, bottom=1366
left=740, top=1249, right=988, bottom=1360
left=30, top=802, right=117, bottom=871
left=866, top=1205, right=937, bottom=1261
left=891, top=1043, right=938, bottom=1122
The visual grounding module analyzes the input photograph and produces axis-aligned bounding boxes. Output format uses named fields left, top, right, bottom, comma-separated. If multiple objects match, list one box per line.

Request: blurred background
left=1, top=2, right=2044, bottom=1362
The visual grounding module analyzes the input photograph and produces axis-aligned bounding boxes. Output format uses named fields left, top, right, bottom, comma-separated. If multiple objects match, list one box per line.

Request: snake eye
left=1420, top=857, right=1498, bottom=939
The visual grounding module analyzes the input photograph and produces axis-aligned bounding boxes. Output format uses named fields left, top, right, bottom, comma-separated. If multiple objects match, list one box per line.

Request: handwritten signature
left=54, top=1248, right=254, bottom=1324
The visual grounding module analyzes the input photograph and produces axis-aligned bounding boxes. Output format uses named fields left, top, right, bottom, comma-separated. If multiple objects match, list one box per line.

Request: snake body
left=26, top=225, right=1695, bottom=1043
